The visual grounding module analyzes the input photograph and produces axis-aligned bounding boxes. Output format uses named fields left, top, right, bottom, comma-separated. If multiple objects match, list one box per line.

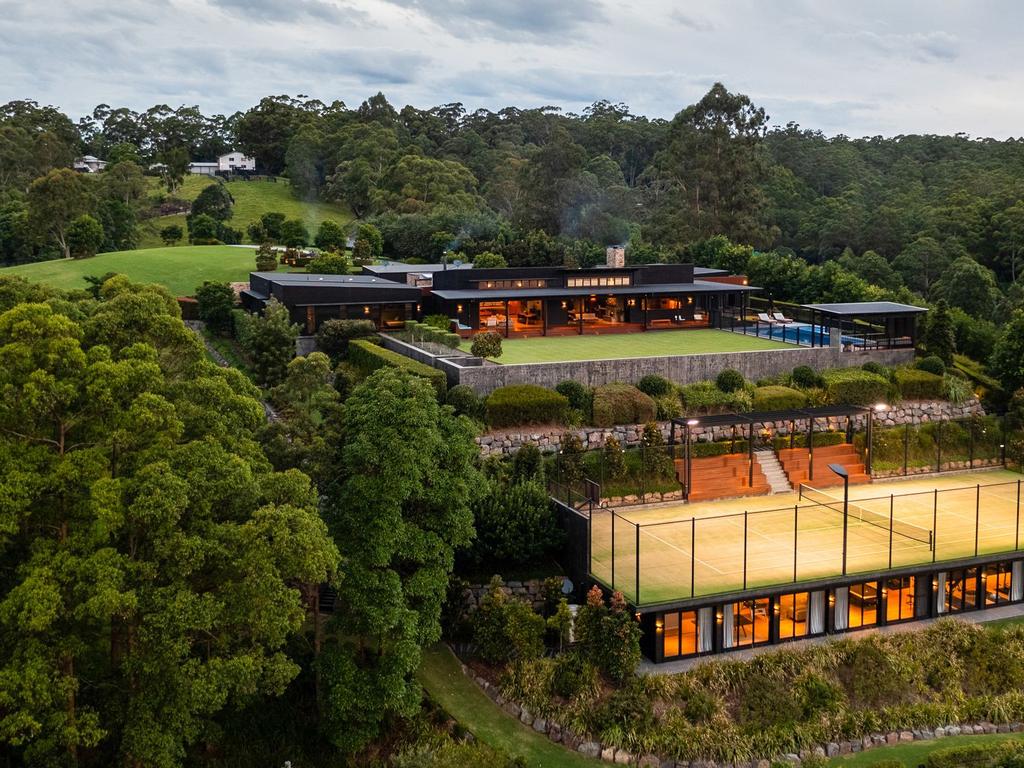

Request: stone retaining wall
left=457, top=653, right=1024, bottom=766
left=460, top=578, right=556, bottom=615
left=476, top=399, right=985, bottom=458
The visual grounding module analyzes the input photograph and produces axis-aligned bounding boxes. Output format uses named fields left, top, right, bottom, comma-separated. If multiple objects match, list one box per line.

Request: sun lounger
left=772, top=312, right=794, bottom=323
left=756, top=312, right=776, bottom=324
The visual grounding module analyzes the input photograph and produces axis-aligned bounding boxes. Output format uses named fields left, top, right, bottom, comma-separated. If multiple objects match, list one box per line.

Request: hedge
left=485, top=385, right=569, bottom=428
left=692, top=439, right=750, bottom=458
left=348, top=338, right=447, bottom=398
left=895, top=367, right=945, bottom=400
left=773, top=430, right=846, bottom=450
left=679, top=381, right=753, bottom=414
left=752, top=385, right=808, bottom=411
left=821, top=368, right=891, bottom=406
left=591, top=383, right=657, bottom=427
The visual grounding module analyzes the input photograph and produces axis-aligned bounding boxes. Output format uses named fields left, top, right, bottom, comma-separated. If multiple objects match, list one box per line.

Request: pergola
left=800, top=301, right=927, bottom=349
left=669, top=405, right=879, bottom=501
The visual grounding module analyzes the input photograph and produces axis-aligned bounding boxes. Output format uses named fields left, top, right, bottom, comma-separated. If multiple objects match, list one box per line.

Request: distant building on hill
left=188, top=161, right=219, bottom=176
left=73, top=155, right=107, bottom=173
left=217, top=151, right=255, bottom=172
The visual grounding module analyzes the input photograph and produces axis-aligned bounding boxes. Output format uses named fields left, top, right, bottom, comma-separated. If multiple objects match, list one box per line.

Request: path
left=417, top=644, right=599, bottom=768
left=642, top=601, right=1024, bottom=675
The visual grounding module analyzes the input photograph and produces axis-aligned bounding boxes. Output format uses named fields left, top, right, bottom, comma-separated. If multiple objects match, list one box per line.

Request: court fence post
left=936, top=419, right=943, bottom=473
left=888, top=494, right=894, bottom=570
left=904, top=423, right=910, bottom=476
left=1016, top=480, right=1021, bottom=551
left=611, top=511, right=616, bottom=589
left=690, top=517, right=696, bottom=599
left=975, top=484, right=980, bottom=558
left=932, top=489, right=938, bottom=563
left=743, top=510, right=749, bottom=591
left=635, top=521, right=640, bottom=606
left=793, top=504, right=798, bottom=583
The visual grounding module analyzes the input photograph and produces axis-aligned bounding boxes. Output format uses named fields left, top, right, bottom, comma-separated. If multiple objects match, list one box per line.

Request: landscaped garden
left=459, top=328, right=792, bottom=364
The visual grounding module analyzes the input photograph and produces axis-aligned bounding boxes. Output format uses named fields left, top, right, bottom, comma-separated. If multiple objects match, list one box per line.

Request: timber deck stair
left=777, top=443, right=871, bottom=488
left=675, top=453, right=771, bottom=502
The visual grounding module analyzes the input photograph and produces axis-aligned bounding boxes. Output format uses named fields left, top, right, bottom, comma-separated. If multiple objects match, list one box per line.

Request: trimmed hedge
left=821, top=368, right=891, bottom=406
left=773, top=430, right=846, bottom=450
left=485, top=385, right=569, bottom=428
left=637, top=374, right=674, bottom=398
left=692, top=439, right=750, bottom=458
left=752, top=385, right=808, bottom=411
left=348, top=338, right=447, bottom=398
left=895, top=367, right=945, bottom=400
left=591, top=383, right=657, bottom=427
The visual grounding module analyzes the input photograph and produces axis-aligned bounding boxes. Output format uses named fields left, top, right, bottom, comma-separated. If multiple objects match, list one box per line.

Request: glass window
left=945, top=567, right=979, bottom=613
left=885, top=576, right=915, bottom=622
left=984, top=562, right=1013, bottom=606
left=848, top=581, right=879, bottom=628
left=777, top=592, right=810, bottom=639
left=733, top=598, right=770, bottom=647
left=661, top=610, right=699, bottom=659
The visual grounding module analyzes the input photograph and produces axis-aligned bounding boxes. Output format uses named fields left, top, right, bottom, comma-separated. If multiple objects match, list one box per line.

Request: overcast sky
left=2, top=0, right=1021, bottom=138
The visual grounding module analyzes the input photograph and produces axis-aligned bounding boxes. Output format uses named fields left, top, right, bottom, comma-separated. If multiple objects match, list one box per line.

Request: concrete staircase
left=755, top=450, right=793, bottom=495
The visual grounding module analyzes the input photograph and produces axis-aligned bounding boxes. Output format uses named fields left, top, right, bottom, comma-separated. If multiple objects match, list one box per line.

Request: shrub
left=307, top=251, right=353, bottom=275
left=472, top=577, right=544, bottom=664
left=470, top=330, right=502, bottom=358
left=510, top=442, right=543, bottom=483
left=692, top=439, right=749, bottom=457
left=555, top=380, right=594, bottom=420
left=333, top=361, right=360, bottom=399
left=315, top=319, right=377, bottom=360
left=680, top=381, right=753, bottom=414
left=159, top=224, right=183, bottom=245
left=445, top=384, right=483, bottom=420
left=638, top=374, right=674, bottom=398
left=254, top=243, right=278, bottom=271
left=822, top=368, right=891, bottom=406
left=861, top=361, right=888, bottom=377
left=194, top=281, right=235, bottom=336
left=715, top=368, right=746, bottom=393
left=791, top=365, right=823, bottom=389
left=313, top=219, right=346, bottom=250
left=602, top=436, right=627, bottom=480
left=894, top=368, right=945, bottom=400
left=557, top=433, right=586, bottom=486
left=470, top=481, right=562, bottom=566
left=348, top=338, right=447, bottom=397
left=485, top=385, right=569, bottom=427
left=442, top=332, right=461, bottom=349
left=591, top=383, right=656, bottom=427
left=654, top=393, right=682, bottom=420
left=550, top=653, right=598, bottom=699
left=236, top=298, right=299, bottom=387
left=423, top=313, right=450, bottom=331
left=279, top=218, right=309, bottom=246
left=752, top=385, right=808, bottom=411
left=943, top=374, right=973, bottom=405
left=641, top=422, right=674, bottom=479
left=916, top=355, right=947, bottom=376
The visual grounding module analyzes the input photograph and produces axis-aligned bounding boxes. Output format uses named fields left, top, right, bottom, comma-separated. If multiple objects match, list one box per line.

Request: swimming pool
left=746, top=322, right=861, bottom=347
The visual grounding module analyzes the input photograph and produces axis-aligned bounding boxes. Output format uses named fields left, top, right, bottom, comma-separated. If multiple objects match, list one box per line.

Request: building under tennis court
left=555, top=422, right=1024, bottom=662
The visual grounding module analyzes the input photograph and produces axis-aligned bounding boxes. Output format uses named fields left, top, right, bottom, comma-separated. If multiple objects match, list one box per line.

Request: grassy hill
left=136, top=177, right=352, bottom=249
left=0, top=246, right=263, bottom=296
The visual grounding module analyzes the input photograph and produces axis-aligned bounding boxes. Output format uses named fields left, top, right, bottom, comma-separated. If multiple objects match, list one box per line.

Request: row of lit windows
left=475, top=279, right=548, bottom=289
left=566, top=276, right=631, bottom=287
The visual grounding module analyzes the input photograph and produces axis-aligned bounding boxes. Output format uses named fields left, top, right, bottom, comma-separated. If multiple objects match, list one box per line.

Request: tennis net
left=800, top=484, right=934, bottom=550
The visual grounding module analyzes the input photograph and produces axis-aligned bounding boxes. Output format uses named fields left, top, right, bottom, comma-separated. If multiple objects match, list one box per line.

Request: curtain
left=698, top=607, right=714, bottom=653
left=1013, top=562, right=1023, bottom=602
left=936, top=572, right=948, bottom=614
left=809, top=590, right=825, bottom=634
left=833, top=587, right=849, bottom=631
left=722, top=603, right=734, bottom=648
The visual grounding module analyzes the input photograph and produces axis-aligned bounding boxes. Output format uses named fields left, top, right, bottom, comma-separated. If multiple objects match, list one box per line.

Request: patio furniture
left=772, top=312, right=794, bottom=323
left=756, top=312, right=776, bottom=324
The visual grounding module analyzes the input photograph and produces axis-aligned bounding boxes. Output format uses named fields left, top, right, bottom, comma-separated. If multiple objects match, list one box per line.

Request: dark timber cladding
left=801, top=301, right=927, bottom=349
left=241, top=272, right=422, bottom=334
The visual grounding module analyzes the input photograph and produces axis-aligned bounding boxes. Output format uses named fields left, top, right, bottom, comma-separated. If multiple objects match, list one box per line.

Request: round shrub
left=470, top=481, right=563, bottom=566
left=752, top=385, right=809, bottom=411
left=638, top=374, right=674, bottom=398
left=591, top=383, right=657, bottom=427
left=861, top=361, right=888, bottom=377
left=470, top=330, right=502, bottom=358
left=316, top=318, right=377, bottom=360
left=715, top=368, right=746, bottom=393
left=822, top=368, right=891, bottom=406
left=915, top=355, right=947, bottom=376
left=791, top=365, right=823, bottom=389
left=654, top=393, right=682, bottom=420
left=445, top=384, right=483, bottom=420
left=485, top=385, right=569, bottom=427
left=550, top=653, right=598, bottom=699
left=555, top=380, right=594, bottom=417
left=895, top=368, right=945, bottom=400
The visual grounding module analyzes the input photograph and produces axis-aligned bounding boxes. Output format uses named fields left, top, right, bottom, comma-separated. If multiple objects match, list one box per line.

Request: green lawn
left=0, top=245, right=260, bottom=296
left=830, top=732, right=1024, bottom=767
left=462, top=328, right=793, bottom=364
left=137, top=178, right=352, bottom=248
left=417, top=644, right=599, bottom=768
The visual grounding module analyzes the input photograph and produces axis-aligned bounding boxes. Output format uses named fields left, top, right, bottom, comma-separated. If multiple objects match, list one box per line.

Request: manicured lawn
left=829, top=732, right=1024, bottom=766
left=0, top=245, right=260, bottom=296
left=137, top=178, right=352, bottom=248
left=461, top=328, right=793, bottom=364
left=417, top=644, right=599, bottom=768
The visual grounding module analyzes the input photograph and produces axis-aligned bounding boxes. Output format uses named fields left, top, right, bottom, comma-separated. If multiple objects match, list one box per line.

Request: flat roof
left=251, top=271, right=416, bottom=289
left=363, top=262, right=473, bottom=274
left=800, top=301, right=928, bottom=316
left=693, top=266, right=731, bottom=276
left=431, top=280, right=759, bottom=301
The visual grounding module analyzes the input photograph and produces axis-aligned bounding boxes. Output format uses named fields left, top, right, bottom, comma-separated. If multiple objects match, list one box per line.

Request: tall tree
left=319, top=368, right=480, bottom=753
left=26, top=168, right=92, bottom=259
left=993, top=201, right=1024, bottom=283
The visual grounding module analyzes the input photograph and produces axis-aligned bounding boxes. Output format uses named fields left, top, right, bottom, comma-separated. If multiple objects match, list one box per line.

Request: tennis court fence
left=587, top=478, right=1024, bottom=606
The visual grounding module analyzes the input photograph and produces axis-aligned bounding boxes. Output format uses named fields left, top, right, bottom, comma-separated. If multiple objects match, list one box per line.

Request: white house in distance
left=188, top=161, right=219, bottom=176
left=73, top=155, right=108, bottom=173
left=218, top=151, right=255, bottom=172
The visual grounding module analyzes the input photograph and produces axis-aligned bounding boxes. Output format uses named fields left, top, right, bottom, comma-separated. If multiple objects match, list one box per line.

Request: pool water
left=750, top=322, right=860, bottom=347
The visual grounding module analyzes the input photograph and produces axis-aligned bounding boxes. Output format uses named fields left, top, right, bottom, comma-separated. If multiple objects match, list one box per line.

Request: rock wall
left=460, top=578, right=557, bottom=615
left=476, top=399, right=986, bottom=457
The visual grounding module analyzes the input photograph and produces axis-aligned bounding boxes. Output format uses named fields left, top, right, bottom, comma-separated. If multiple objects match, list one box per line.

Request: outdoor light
left=715, top=611, right=723, bottom=622
left=457, top=304, right=463, bottom=313
left=561, top=301, right=567, bottom=309
left=655, top=620, right=663, bottom=631
left=687, top=419, right=700, bottom=427
left=363, top=306, right=370, bottom=314
left=635, top=612, right=642, bottom=621
left=874, top=403, right=888, bottom=412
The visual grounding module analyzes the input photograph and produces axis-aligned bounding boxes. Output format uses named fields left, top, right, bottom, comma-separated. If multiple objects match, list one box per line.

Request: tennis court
left=590, top=469, right=1024, bottom=605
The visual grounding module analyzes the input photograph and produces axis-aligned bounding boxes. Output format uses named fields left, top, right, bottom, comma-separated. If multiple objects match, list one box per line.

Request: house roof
left=363, top=262, right=474, bottom=274
left=251, top=271, right=417, bottom=290
left=430, top=280, right=760, bottom=301
left=800, top=301, right=928, bottom=316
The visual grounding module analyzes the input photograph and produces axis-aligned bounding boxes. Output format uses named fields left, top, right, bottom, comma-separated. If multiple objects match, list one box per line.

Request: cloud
left=836, top=29, right=960, bottom=64
left=207, top=0, right=364, bottom=24
left=669, top=10, right=713, bottom=33
left=250, top=49, right=432, bottom=86
left=382, top=0, right=605, bottom=39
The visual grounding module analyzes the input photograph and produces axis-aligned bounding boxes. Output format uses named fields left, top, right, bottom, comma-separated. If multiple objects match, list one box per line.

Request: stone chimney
left=605, top=244, right=625, bottom=268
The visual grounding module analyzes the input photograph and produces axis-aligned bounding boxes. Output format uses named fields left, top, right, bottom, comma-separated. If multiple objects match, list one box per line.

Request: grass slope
left=829, top=732, right=1024, bottom=767
left=463, top=328, right=793, bottom=364
left=0, top=246, right=259, bottom=296
left=417, top=644, right=599, bottom=768
left=137, top=177, right=352, bottom=248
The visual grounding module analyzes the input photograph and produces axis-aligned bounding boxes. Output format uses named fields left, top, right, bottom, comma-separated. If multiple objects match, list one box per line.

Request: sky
left=1, top=0, right=1022, bottom=138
